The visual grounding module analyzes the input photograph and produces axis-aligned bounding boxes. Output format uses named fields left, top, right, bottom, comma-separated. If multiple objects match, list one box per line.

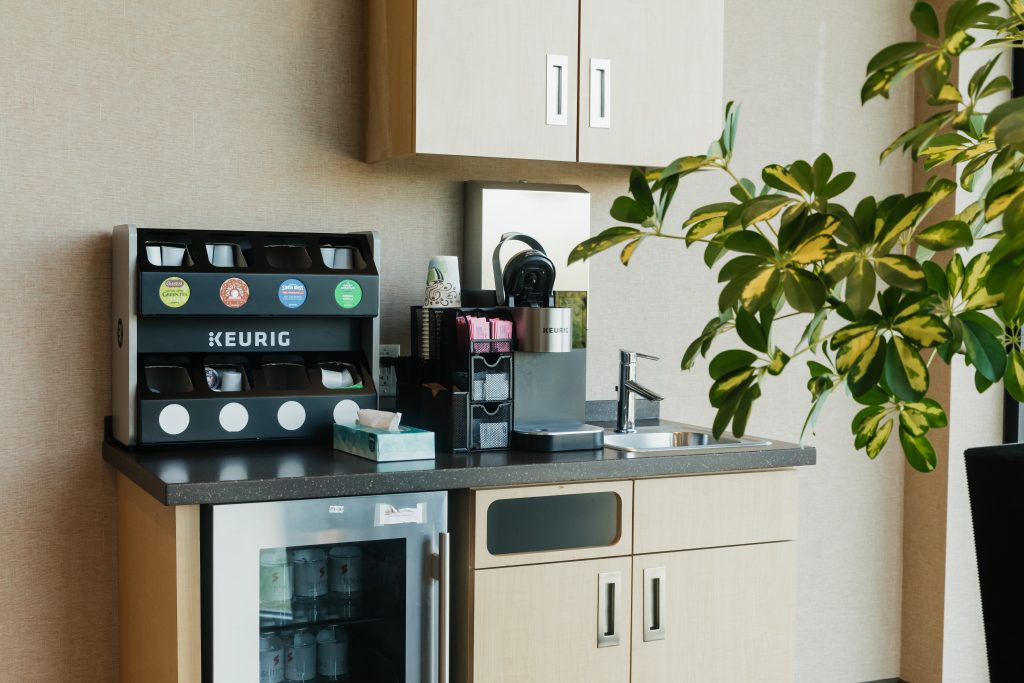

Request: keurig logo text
left=542, top=327, right=570, bottom=334
left=208, top=331, right=291, bottom=348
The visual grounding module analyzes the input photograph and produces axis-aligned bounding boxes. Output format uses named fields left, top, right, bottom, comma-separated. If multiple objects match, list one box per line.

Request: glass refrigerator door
left=208, top=491, right=447, bottom=683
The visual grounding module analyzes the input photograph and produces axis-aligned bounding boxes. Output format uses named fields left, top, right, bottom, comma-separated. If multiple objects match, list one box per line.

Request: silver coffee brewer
left=490, top=232, right=603, bottom=451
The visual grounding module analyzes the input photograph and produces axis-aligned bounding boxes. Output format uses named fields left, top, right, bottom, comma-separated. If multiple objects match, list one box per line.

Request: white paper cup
left=146, top=245, right=163, bottom=266
left=212, top=244, right=235, bottom=267
left=161, top=245, right=186, bottom=267
left=316, top=626, right=349, bottom=678
left=321, top=367, right=354, bottom=390
left=424, top=255, right=461, bottom=307
left=319, top=247, right=336, bottom=268
left=218, top=369, right=243, bottom=392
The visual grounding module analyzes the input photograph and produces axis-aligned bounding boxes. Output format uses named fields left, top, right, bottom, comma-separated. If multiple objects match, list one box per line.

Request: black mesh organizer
left=399, top=306, right=514, bottom=451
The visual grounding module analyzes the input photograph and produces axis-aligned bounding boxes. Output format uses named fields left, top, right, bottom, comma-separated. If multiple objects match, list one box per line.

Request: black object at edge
left=200, top=506, right=213, bottom=683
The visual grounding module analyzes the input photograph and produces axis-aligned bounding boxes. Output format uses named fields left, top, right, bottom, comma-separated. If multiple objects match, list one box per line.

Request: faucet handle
left=620, top=349, right=659, bottom=362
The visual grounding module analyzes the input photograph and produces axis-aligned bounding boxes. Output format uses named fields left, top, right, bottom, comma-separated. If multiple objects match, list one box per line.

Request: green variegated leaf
left=791, top=235, right=836, bottom=264
left=881, top=111, right=951, bottom=161
left=782, top=269, right=826, bottom=312
left=904, top=398, right=948, bottom=428
left=683, top=202, right=735, bottom=228
left=899, top=408, right=929, bottom=437
left=930, top=83, right=963, bottom=105
left=846, top=259, right=877, bottom=319
left=1005, top=349, right=1024, bottom=403
left=740, top=195, right=794, bottom=226
left=709, top=368, right=756, bottom=406
left=822, top=251, right=859, bottom=283
left=739, top=267, right=782, bottom=313
left=709, top=349, right=757, bottom=380
left=835, top=327, right=879, bottom=374
left=849, top=335, right=887, bottom=396
left=867, top=41, right=927, bottom=73
left=961, top=312, right=1006, bottom=382
left=731, top=384, right=762, bottom=437
left=853, top=404, right=886, bottom=436
left=947, top=253, right=965, bottom=293
left=915, top=220, right=973, bottom=250
left=910, top=2, right=940, bottom=38
left=659, top=155, right=711, bottom=180
left=629, top=168, right=655, bottom=215
left=833, top=323, right=878, bottom=347
left=610, top=196, right=648, bottom=224
left=877, top=193, right=931, bottom=246
left=962, top=253, right=1001, bottom=310
left=718, top=255, right=765, bottom=283
left=866, top=418, right=894, bottom=459
left=735, top=307, right=768, bottom=352
left=923, top=52, right=951, bottom=97
left=944, top=30, right=975, bottom=55
left=768, top=349, right=790, bottom=376
left=686, top=216, right=726, bottom=243
left=885, top=336, right=929, bottom=401
left=900, top=429, right=937, bottom=472
left=894, top=315, right=950, bottom=347
left=568, top=227, right=643, bottom=265
left=875, top=255, right=927, bottom=291
left=724, top=231, right=775, bottom=257
left=620, top=238, right=643, bottom=266
left=762, top=164, right=806, bottom=195
left=823, top=172, right=856, bottom=198
left=984, top=172, right=1024, bottom=220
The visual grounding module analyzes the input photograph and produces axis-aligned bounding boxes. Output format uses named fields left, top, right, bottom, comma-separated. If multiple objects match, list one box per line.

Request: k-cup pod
left=316, top=626, right=349, bottom=680
left=259, top=634, right=285, bottom=683
left=219, top=369, right=243, bottom=392
left=328, top=545, right=363, bottom=597
left=292, top=549, right=327, bottom=598
left=259, top=548, right=292, bottom=611
left=161, top=244, right=187, bottom=267
left=284, top=629, right=317, bottom=682
left=146, top=245, right=163, bottom=266
left=424, top=255, right=461, bottom=307
left=321, top=366, right=355, bottom=390
left=211, top=243, right=236, bottom=267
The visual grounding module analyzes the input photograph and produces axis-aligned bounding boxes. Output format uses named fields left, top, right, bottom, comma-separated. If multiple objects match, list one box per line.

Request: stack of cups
left=421, top=256, right=462, bottom=359
left=259, top=633, right=285, bottom=683
left=284, top=629, right=317, bottom=682
left=145, top=243, right=188, bottom=267
left=206, top=243, right=237, bottom=268
left=316, top=626, right=349, bottom=681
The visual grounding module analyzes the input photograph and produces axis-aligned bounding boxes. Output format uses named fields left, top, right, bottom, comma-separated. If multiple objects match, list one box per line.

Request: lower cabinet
left=472, top=556, right=632, bottom=683
left=631, top=543, right=797, bottom=683
left=458, top=471, right=800, bottom=682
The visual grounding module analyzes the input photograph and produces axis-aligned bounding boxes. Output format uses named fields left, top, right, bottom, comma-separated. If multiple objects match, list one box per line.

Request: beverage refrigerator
left=202, top=491, right=449, bottom=683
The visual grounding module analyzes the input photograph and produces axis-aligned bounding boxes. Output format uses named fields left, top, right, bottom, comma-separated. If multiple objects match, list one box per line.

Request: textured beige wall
left=0, top=1, right=917, bottom=680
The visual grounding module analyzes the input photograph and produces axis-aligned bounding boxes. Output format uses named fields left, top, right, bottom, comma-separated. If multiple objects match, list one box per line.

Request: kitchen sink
left=604, top=427, right=771, bottom=454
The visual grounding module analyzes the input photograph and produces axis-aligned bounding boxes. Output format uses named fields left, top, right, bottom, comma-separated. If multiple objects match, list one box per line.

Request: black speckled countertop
left=102, top=415, right=815, bottom=506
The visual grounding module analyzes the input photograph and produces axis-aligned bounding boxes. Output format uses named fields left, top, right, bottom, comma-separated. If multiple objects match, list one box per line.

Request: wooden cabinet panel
left=368, top=0, right=579, bottom=162
left=634, top=470, right=798, bottom=554
left=472, top=556, right=632, bottom=683
left=472, top=480, right=633, bottom=569
left=632, top=543, right=797, bottom=683
left=578, top=0, right=724, bottom=166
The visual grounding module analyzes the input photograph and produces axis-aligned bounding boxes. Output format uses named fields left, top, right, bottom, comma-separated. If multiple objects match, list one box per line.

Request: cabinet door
left=415, top=0, right=579, bottom=162
left=578, top=0, right=724, bottom=166
left=632, top=543, right=796, bottom=683
left=472, top=556, right=632, bottom=682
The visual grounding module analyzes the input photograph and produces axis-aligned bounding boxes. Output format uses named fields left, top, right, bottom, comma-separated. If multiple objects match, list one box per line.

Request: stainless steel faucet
left=617, top=350, right=664, bottom=433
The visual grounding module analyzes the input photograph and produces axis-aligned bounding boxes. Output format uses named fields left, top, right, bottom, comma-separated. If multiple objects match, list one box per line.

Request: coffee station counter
left=102, top=414, right=815, bottom=506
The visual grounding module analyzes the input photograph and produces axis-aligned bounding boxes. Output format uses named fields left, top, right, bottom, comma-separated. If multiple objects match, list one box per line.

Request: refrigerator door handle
left=438, top=531, right=451, bottom=683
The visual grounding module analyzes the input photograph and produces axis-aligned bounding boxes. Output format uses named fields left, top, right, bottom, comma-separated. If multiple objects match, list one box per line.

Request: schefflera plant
left=570, top=0, right=1024, bottom=472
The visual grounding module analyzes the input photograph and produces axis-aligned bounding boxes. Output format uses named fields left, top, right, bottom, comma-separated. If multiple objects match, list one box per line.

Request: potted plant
left=570, top=1, right=1024, bottom=673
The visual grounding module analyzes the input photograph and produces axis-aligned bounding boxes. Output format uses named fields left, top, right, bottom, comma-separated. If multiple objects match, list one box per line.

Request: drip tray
left=512, top=423, right=605, bottom=452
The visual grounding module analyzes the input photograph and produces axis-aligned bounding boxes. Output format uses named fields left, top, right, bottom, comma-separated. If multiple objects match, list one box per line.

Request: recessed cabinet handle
left=589, top=58, right=611, bottom=129
left=644, top=566, right=666, bottom=642
left=597, top=570, right=622, bottom=648
left=547, top=54, right=569, bottom=126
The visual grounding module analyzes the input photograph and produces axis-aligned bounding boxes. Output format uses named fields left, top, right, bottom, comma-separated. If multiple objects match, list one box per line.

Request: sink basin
left=604, top=427, right=770, bottom=454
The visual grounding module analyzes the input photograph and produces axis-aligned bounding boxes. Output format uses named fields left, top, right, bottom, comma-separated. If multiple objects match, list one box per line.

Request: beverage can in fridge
left=259, top=633, right=285, bottom=683
left=316, top=625, right=349, bottom=679
left=284, top=628, right=317, bottom=682
left=291, top=548, right=327, bottom=598
left=328, top=544, right=363, bottom=596
left=260, top=548, right=292, bottom=610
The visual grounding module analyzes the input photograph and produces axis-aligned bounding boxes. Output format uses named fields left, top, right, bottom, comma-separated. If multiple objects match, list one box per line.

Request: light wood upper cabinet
left=578, top=0, right=724, bottom=166
left=367, top=0, right=579, bottom=163
left=367, top=0, right=724, bottom=165
left=632, top=544, right=797, bottom=683
left=472, top=556, right=633, bottom=683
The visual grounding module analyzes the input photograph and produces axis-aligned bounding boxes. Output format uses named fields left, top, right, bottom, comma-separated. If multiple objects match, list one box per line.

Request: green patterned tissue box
left=333, top=422, right=436, bottom=462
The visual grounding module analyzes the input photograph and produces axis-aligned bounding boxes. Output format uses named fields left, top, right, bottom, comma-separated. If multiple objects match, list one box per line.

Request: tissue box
left=333, top=423, right=436, bottom=462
